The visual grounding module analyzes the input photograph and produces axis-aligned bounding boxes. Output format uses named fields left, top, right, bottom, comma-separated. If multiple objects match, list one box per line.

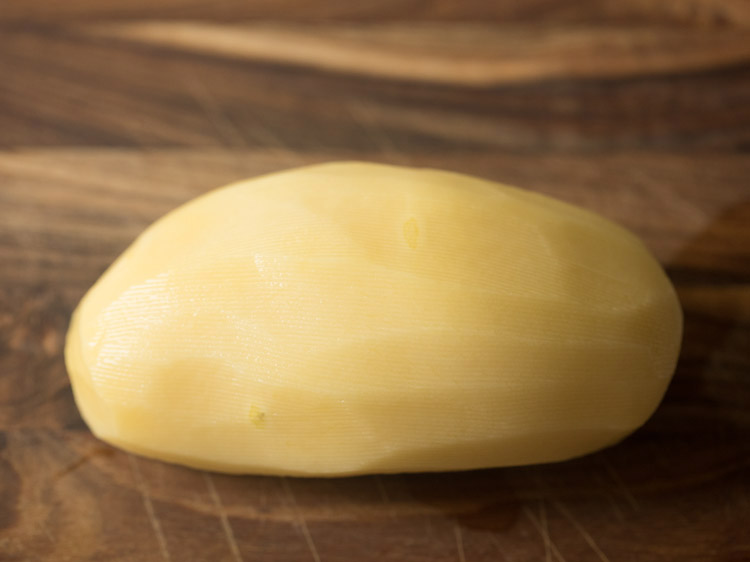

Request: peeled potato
left=65, top=162, right=682, bottom=476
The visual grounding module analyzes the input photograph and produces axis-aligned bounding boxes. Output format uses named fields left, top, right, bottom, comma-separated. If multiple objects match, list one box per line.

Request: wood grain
left=1, top=25, right=750, bottom=150
left=2, top=0, right=750, bottom=26
left=1, top=2, right=750, bottom=560
left=85, top=23, right=750, bottom=85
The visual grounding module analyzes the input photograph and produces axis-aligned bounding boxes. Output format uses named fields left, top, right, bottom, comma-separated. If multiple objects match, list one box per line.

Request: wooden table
left=2, top=2, right=749, bottom=560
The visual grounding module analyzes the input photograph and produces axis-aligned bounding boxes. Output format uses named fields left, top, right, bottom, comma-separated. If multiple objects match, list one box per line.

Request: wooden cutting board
left=1, top=2, right=749, bottom=560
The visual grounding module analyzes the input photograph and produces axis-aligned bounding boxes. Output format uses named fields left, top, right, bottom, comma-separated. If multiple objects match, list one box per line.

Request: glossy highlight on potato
left=65, top=162, right=682, bottom=476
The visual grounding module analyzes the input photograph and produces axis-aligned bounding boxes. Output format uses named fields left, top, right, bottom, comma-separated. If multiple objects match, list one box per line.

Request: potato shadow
left=423, top=199, right=750, bottom=532
left=644, top=199, right=750, bottom=433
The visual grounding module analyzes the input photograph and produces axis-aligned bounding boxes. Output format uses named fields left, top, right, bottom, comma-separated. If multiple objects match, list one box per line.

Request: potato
left=65, top=162, right=682, bottom=476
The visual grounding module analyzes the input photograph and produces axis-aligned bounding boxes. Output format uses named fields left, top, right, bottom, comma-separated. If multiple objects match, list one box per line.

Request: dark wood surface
left=1, top=2, right=749, bottom=560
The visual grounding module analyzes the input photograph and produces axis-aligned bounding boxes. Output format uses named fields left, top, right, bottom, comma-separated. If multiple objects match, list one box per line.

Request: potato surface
left=65, top=162, right=682, bottom=475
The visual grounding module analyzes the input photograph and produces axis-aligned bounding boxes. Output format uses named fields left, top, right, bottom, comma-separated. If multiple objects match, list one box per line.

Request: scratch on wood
left=522, top=504, right=566, bottom=562
left=204, top=473, right=244, bottom=562
left=245, top=108, right=291, bottom=152
left=605, top=492, right=625, bottom=522
left=454, top=524, right=467, bottom=562
left=374, top=475, right=396, bottom=519
left=182, top=71, right=247, bottom=148
left=281, top=477, right=322, bottom=562
left=593, top=469, right=625, bottom=521
left=552, top=500, right=611, bottom=562
left=241, top=107, right=298, bottom=165
left=346, top=102, right=409, bottom=164
left=182, top=69, right=295, bottom=167
left=488, top=534, right=514, bottom=562
left=601, top=456, right=640, bottom=511
left=539, top=500, right=551, bottom=562
left=128, top=454, right=171, bottom=562
left=528, top=499, right=553, bottom=562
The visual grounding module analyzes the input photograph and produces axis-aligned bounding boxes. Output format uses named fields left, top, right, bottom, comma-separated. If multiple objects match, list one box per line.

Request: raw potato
left=65, top=162, right=682, bottom=476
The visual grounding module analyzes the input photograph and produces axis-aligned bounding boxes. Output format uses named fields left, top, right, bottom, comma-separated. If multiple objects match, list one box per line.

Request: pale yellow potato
left=65, top=162, right=682, bottom=476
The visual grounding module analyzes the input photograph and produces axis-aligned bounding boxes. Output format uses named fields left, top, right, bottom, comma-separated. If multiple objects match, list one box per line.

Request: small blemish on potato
left=248, top=406, right=266, bottom=428
left=403, top=218, right=419, bottom=249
